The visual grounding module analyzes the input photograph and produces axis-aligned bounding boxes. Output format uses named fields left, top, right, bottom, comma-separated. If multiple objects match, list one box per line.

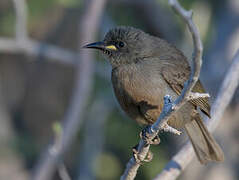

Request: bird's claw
left=140, top=126, right=161, bottom=145
left=151, top=135, right=161, bottom=145
left=132, top=145, right=153, bottom=163
left=144, top=150, right=153, bottom=162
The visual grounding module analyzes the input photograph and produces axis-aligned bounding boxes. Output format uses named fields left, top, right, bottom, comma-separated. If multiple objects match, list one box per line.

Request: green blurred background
left=0, top=0, right=239, bottom=179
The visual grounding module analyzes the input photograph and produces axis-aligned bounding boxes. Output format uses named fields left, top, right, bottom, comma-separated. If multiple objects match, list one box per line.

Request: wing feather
left=161, top=62, right=211, bottom=118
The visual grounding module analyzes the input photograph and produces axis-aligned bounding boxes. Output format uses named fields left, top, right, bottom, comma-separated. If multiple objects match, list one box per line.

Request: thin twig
left=32, top=0, right=107, bottom=179
left=120, top=0, right=203, bottom=179
left=153, top=49, right=239, bottom=180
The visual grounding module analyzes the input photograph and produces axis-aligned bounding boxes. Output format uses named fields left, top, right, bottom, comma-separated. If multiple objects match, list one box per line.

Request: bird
left=84, top=26, right=224, bottom=164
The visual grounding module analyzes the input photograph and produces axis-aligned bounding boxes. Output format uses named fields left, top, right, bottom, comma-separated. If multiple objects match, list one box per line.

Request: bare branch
left=13, top=0, right=28, bottom=41
left=58, top=163, right=71, bottom=180
left=32, top=0, right=107, bottom=179
left=208, top=49, right=239, bottom=131
left=0, top=38, right=77, bottom=65
left=153, top=49, right=239, bottom=180
left=120, top=0, right=203, bottom=179
left=1, top=0, right=110, bottom=77
left=0, top=0, right=77, bottom=66
left=169, top=0, right=203, bottom=105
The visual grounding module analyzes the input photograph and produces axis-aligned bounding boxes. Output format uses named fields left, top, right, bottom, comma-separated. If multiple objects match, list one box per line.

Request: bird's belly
left=111, top=66, right=193, bottom=128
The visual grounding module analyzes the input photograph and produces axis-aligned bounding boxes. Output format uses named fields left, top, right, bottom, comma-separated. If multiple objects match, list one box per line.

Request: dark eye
left=118, top=41, right=125, bottom=48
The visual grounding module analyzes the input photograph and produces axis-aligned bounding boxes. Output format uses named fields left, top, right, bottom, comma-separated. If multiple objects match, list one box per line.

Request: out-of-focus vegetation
left=0, top=0, right=239, bottom=180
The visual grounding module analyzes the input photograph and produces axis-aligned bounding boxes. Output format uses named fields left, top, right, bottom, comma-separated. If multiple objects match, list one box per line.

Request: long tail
left=184, top=115, right=224, bottom=164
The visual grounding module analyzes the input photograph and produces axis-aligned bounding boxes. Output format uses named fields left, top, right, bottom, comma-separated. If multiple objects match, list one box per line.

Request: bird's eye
left=118, top=41, right=125, bottom=48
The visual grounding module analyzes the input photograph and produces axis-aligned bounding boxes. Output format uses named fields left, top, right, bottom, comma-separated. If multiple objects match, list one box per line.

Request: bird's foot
left=132, top=145, right=153, bottom=163
left=140, top=125, right=161, bottom=145
left=144, top=150, right=153, bottom=162
left=151, top=135, right=161, bottom=145
left=162, top=123, right=181, bottom=135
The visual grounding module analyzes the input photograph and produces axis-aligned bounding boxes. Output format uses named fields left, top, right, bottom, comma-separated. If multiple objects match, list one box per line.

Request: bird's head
left=84, top=26, right=153, bottom=67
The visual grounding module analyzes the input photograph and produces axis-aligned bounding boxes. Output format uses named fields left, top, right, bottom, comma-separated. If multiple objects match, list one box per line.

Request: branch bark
left=120, top=0, right=204, bottom=179
left=32, top=0, right=107, bottom=179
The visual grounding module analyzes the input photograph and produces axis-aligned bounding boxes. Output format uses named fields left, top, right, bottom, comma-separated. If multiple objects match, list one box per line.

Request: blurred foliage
left=52, top=121, right=62, bottom=136
left=0, top=12, right=15, bottom=36
left=94, top=152, right=121, bottom=180
left=107, top=4, right=145, bottom=29
left=57, top=0, right=83, bottom=7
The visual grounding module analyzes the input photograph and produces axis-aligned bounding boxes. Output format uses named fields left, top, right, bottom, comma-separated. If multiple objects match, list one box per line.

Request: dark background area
left=0, top=0, right=239, bottom=179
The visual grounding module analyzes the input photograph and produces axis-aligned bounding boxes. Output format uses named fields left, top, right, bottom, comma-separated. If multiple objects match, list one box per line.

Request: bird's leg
left=161, top=123, right=181, bottom=135
left=132, top=125, right=160, bottom=163
left=132, top=144, right=141, bottom=164
left=132, top=144, right=154, bottom=163
left=144, top=150, right=154, bottom=162
left=140, top=125, right=161, bottom=145
left=131, top=125, right=161, bottom=163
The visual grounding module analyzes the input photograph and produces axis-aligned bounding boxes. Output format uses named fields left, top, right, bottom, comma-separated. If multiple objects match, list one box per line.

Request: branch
left=58, top=163, right=71, bottom=180
left=1, top=0, right=78, bottom=65
left=0, top=38, right=77, bottom=65
left=120, top=0, right=204, bottom=179
left=13, top=0, right=28, bottom=40
left=1, top=0, right=109, bottom=79
left=32, top=0, right=107, bottom=179
left=153, top=49, right=239, bottom=180
left=208, top=49, right=239, bottom=132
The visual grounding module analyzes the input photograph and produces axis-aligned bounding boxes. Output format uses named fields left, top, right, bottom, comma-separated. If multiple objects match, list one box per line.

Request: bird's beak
left=83, top=41, right=117, bottom=51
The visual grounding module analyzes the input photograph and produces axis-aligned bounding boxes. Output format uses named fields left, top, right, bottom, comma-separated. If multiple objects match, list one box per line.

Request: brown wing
left=161, top=63, right=211, bottom=118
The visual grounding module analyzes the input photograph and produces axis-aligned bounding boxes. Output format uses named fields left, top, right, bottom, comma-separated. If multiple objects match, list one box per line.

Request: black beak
left=83, top=41, right=106, bottom=50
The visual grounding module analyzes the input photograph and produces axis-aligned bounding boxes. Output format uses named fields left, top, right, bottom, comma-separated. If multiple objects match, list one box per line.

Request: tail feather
left=184, top=116, right=224, bottom=164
